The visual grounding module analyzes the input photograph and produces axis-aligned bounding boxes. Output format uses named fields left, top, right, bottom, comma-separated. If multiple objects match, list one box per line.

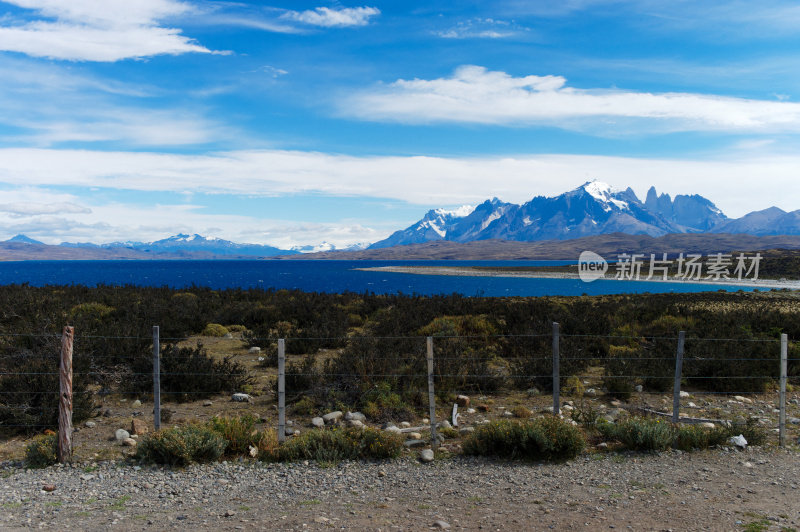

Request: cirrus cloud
left=280, top=6, right=379, bottom=28
left=0, top=0, right=219, bottom=61
left=342, top=65, right=800, bottom=134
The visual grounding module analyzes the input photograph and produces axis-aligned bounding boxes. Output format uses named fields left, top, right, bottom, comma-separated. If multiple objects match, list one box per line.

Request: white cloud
left=435, top=18, right=529, bottom=39
left=0, top=147, right=797, bottom=220
left=342, top=65, right=800, bottom=134
left=0, top=201, right=91, bottom=217
left=281, top=6, right=379, bottom=28
left=0, top=0, right=218, bottom=61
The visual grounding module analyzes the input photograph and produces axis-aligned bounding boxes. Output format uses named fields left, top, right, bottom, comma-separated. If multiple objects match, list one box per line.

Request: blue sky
left=1, top=0, right=799, bottom=248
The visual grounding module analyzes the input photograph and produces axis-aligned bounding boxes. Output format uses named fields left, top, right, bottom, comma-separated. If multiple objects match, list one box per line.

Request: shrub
left=462, top=417, right=586, bottom=461
left=730, top=417, right=768, bottom=447
left=207, top=415, right=260, bottom=457
left=674, top=424, right=730, bottom=451
left=270, top=427, right=403, bottom=463
left=597, top=417, right=675, bottom=451
left=201, top=323, right=229, bottom=337
left=511, top=405, right=532, bottom=419
left=226, top=325, right=247, bottom=333
left=135, top=424, right=227, bottom=466
left=25, top=433, right=57, bottom=468
left=359, top=382, right=416, bottom=422
left=126, top=345, right=253, bottom=402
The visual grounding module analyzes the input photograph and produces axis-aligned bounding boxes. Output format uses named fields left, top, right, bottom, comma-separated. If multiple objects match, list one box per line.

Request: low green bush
left=266, top=427, right=404, bottom=463
left=135, top=424, right=227, bottom=466
left=597, top=417, right=675, bottom=451
left=674, top=424, right=731, bottom=451
left=462, top=417, right=586, bottom=461
left=25, top=432, right=57, bottom=468
left=729, top=417, right=768, bottom=447
left=207, top=415, right=259, bottom=457
left=201, top=323, right=229, bottom=337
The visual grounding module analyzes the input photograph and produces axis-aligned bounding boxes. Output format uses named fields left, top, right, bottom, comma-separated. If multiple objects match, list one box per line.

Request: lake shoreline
left=356, top=265, right=800, bottom=290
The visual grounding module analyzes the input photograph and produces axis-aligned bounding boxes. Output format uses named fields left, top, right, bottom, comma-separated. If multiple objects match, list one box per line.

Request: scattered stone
left=584, top=388, right=597, bottom=398
left=679, top=391, right=690, bottom=398
left=203, top=400, right=213, bottom=407
left=456, top=395, right=470, bottom=407
left=224, top=510, right=236, bottom=517
left=115, top=429, right=130, bottom=442
left=404, top=439, right=426, bottom=448
left=314, top=516, right=330, bottom=524
left=634, top=385, right=643, bottom=393
left=477, top=404, right=490, bottom=412
left=79, top=474, right=95, bottom=481
left=232, top=393, right=253, bottom=403
left=432, top=519, right=450, bottom=529
left=419, top=449, right=434, bottom=463
left=102, top=409, right=112, bottom=417
left=223, top=333, right=233, bottom=339
left=285, top=427, right=295, bottom=436
left=84, top=421, right=96, bottom=428
left=596, top=442, right=609, bottom=449
left=347, top=419, right=364, bottom=428
left=345, top=411, right=366, bottom=422
left=700, top=422, right=716, bottom=429
left=466, top=408, right=476, bottom=414
left=42, top=484, right=56, bottom=492
left=687, top=402, right=697, bottom=409
left=131, top=418, right=148, bottom=436
left=311, top=417, right=325, bottom=428
left=439, top=419, right=452, bottom=429
left=733, top=395, right=753, bottom=404
left=459, top=427, right=475, bottom=435
left=408, top=432, right=422, bottom=439
left=323, top=411, right=343, bottom=424
left=503, top=410, right=514, bottom=417
left=789, top=417, right=800, bottom=424
left=562, top=404, right=574, bottom=412
left=248, top=347, right=261, bottom=354
left=399, top=421, right=411, bottom=428
left=122, top=438, right=137, bottom=447
left=526, top=387, right=540, bottom=397
left=610, top=400, right=622, bottom=407
left=131, top=400, right=142, bottom=408
left=384, top=426, right=402, bottom=434
left=422, top=418, right=429, bottom=424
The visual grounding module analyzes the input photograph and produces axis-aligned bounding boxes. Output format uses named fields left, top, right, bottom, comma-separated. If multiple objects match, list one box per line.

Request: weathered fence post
left=552, top=322, right=560, bottom=416
left=426, top=336, right=438, bottom=449
left=58, top=326, right=74, bottom=463
left=153, top=326, right=161, bottom=431
left=278, top=338, right=286, bottom=443
left=672, top=331, right=686, bottom=424
left=779, top=333, right=787, bottom=447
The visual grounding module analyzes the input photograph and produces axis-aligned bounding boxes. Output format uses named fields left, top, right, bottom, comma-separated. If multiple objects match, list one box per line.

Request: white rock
left=311, top=417, right=325, bottom=428
left=466, top=408, right=476, bottom=414
left=202, top=400, right=213, bottom=407
left=459, top=427, right=475, bottom=434
left=408, top=432, right=422, bottom=439
left=347, top=419, right=364, bottom=428
left=122, top=438, right=137, bottom=447
left=345, top=411, right=366, bottom=422
left=687, top=402, right=697, bottom=408
left=700, top=422, right=716, bottom=429
left=634, top=385, right=643, bottom=393
left=131, top=400, right=142, bottom=408
left=115, top=429, right=130, bottom=441
left=419, top=449, right=434, bottom=463
left=399, top=421, right=411, bottom=428
left=322, top=411, right=343, bottom=423
left=248, top=347, right=261, bottom=354
left=584, top=388, right=597, bottom=397
left=231, top=393, right=252, bottom=403
left=733, top=395, right=753, bottom=404
left=432, top=519, right=450, bottom=529
left=439, top=419, right=452, bottom=429
left=384, top=426, right=402, bottom=433
left=679, top=391, right=690, bottom=398
left=84, top=421, right=96, bottom=428
left=422, top=418, right=429, bottom=424
left=730, top=434, right=748, bottom=448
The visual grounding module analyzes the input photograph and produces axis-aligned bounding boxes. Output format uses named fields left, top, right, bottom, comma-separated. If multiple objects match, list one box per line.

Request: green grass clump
left=674, top=424, right=731, bottom=451
left=265, top=427, right=403, bottom=463
left=201, top=323, right=229, bottom=337
left=598, top=417, right=675, bottom=451
left=462, top=417, right=586, bottom=461
left=135, top=424, right=227, bottom=466
left=207, top=415, right=259, bottom=457
left=25, top=433, right=57, bottom=468
left=730, top=418, right=768, bottom=447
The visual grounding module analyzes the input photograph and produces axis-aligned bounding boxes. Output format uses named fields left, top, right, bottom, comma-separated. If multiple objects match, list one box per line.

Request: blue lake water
left=0, top=260, right=757, bottom=297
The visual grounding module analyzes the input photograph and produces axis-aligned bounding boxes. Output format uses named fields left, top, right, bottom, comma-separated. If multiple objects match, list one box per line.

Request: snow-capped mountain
left=62, top=233, right=298, bottom=257
left=291, top=241, right=369, bottom=253
left=369, top=181, right=733, bottom=248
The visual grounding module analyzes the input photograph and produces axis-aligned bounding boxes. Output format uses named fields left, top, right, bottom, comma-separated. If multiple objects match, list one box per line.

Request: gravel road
left=2, top=447, right=798, bottom=531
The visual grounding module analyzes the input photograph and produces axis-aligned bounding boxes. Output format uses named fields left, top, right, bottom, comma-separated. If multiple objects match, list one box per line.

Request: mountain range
left=369, top=181, right=800, bottom=249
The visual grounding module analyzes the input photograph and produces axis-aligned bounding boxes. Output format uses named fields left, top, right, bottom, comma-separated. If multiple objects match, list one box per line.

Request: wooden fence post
left=153, top=326, right=161, bottom=431
left=278, top=339, right=286, bottom=443
left=427, top=337, right=438, bottom=449
left=779, top=333, right=787, bottom=447
left=672, top=331, right=686, bottom=424
left=552, top=322, right=560, bottom=416
left=58, top=326, right=74, bottom=463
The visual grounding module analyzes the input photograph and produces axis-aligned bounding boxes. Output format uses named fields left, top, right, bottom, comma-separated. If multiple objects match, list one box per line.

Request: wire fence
left=1, top=325, right=797, bottom=458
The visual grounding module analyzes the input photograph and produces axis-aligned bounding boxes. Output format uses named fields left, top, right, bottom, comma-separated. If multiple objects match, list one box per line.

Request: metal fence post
left=672, top=331, right=686, bottom=424
left=426, top=336, right=438, bottom=449
left=278, top=338, right=286, bottom=443
left=58, top=326, right=74, bottom=463
left=153, top=326, right=161, bottom=430
left=779, top=333, right=787, bottom=447
left=552, top=322, right=560, bottom=416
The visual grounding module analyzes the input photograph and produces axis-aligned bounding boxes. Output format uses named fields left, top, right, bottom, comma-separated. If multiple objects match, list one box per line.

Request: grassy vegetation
left=462, top=417, right=586, bottom=461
